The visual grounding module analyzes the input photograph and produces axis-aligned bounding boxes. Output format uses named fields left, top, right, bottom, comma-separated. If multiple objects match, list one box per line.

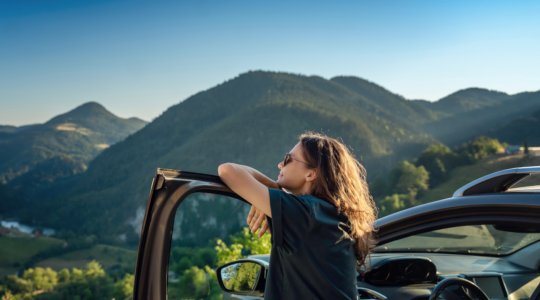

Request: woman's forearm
left=242, top=165, right=280, bottom=189
left=218, top=163, right=274, bottom=217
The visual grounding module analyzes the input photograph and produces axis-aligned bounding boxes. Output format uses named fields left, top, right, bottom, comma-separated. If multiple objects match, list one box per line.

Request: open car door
left=133, top=168, right=249, bottom=300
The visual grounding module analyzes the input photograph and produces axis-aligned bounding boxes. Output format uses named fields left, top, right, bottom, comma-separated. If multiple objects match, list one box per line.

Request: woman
left=218, top=132, right=377, bottom=299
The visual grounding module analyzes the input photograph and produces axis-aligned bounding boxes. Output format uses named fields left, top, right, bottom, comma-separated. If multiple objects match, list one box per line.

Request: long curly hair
left=299, top=132, right=377, bottom=267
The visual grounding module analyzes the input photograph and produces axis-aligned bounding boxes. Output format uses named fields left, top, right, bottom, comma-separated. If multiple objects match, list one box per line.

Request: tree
left=231, top=227, right=272, bottom=256
left=1, top=290, right=15, bottom=300
left=1, top=262, right=124, bottom=300
left=113, top=273, right=134, bottom=300
left=215, top=239, right=244, bottom=267
left=377, top=161, right=430, bottom=212
left=416, top=143, right=455, bottom=186
left=177, top=267, right=209, bottom=298
left=170, top=266, right=220, bottom=300
left=23, top=267, right=58, bottom=294
left=379, top=194, right=407, bottom=215
left=390, top=161, right=429, bottom=196
left=39, top=261, right=115, bottom=300
left=231, top=262, right=261, bottom=291
left=4, top=267, right=58, bottom=296
left=170, top=247, right=217, bottom=276
left=457, top=136, right=503, bottom=163
left=57, top=269, right=70, bottom=283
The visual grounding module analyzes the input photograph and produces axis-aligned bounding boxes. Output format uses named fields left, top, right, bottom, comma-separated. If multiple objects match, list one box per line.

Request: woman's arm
left=218, top=163, right=278, bottom=217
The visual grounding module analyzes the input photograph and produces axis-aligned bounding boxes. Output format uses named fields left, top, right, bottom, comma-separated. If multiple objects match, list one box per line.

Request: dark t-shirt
left=264, top=188, right=358, bottom=300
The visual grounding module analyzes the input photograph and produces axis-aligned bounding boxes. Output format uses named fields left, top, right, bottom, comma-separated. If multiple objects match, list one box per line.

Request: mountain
left=422, top=88, right=510, bottom=116
left=7, top=71, right=540, bottom=243
left=0, top=102, right=147, bottom=187
left=32, top=71, right=439, bottom=240
left=486, top=105, right=540, bottom=145
left=330, top=76, right=438, bottom=125
left=0, top=183, right=18, bottom=213
left=423, top=90, right=540, bottom=144
left=0, top=125, right=18, bottom=133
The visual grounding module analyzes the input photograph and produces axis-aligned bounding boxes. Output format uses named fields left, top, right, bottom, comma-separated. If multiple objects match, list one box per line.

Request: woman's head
left=279, top=131, right=378, bottom=266
left=276, top=142, right=318, bottom=195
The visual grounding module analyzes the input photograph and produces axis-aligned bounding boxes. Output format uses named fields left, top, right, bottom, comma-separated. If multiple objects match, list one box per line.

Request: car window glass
left=510, top=173, right=540, bottom=190
left=166, top=191, right=251, bottom=299
left=376, top=224, right=540, bottom=255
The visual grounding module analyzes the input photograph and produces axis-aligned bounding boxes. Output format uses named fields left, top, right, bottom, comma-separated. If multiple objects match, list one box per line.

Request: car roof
left=452, top=166, right=540, bottom=197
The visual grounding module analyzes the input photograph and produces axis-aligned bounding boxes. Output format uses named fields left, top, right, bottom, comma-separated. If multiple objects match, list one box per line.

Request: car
left=133, top=166, right=540, bottom=300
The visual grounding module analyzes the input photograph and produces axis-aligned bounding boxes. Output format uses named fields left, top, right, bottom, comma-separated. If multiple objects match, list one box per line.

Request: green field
left=418, top=154, right=540, bottom=203
left=35, top=244, right=137, bottom=273
left=0, top=236, right=136, bottom=277
left=0, top=236, right=64, bottom=276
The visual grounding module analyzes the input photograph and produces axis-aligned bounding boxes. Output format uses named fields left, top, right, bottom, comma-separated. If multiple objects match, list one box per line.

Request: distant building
left=526, top=147, right=540, bottom=157
left=32, top=229, right=43, bottom=238
left=0, top=227, right=10, bottom=236
left=505, top=145, right=540, bottom=156
left=505, top=145, right=521, bottom=155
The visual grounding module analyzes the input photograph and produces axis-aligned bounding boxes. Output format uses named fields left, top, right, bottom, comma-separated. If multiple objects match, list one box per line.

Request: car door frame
left=133, top=168, right=246, bottom=300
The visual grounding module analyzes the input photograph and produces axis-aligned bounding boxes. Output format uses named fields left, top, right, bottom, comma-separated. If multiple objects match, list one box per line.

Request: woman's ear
left=305, top=169, right=318, bottom=182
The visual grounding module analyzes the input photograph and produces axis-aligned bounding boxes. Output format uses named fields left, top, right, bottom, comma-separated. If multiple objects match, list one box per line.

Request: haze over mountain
left=0, top=102, right=147, bottom=188
left=422, top=89, right=540, bottom=144
left=2, top=71, right=539, bottom=243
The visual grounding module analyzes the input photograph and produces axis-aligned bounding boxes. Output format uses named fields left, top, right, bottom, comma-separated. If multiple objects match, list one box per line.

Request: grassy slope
left=35, top=244, right=136, bottom=272
left=0, top=236, right=136, bottom=276
left=418, top=154, right=540, bottom=203
left=0, top=236, right=64, bottom=276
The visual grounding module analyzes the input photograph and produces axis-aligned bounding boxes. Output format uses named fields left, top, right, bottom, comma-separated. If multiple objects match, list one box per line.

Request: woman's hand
left=247, top=205, right=269, bottom=238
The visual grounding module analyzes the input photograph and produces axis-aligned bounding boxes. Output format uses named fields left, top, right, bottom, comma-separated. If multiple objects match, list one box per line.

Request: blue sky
left=1, top=0, right=539, bottom=125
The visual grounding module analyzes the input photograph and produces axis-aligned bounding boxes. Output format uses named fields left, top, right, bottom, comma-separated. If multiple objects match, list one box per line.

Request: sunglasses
left=283, top=153, right=312, bottom=167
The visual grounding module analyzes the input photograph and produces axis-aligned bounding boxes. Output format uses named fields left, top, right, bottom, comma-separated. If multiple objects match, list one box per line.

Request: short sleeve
left=268, top=188, right=312, bottom=249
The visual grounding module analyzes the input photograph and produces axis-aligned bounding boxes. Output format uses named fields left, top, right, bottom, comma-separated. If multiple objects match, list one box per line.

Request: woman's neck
left=289, top=183, right=313, bottom=196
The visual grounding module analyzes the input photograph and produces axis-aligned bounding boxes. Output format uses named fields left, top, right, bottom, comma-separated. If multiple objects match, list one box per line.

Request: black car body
left=134, top=167, right=540, bottom=299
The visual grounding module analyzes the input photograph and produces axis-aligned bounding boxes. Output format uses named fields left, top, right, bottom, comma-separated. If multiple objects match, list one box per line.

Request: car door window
left=166, top=191, right=250, bottom=299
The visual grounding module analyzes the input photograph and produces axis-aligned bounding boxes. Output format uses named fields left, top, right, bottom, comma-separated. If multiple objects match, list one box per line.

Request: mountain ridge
left=2, top=70, right=540, bottom=243
left=0, top=102, right=147, bottom=186
left=30, top=71, right=436, bottom=239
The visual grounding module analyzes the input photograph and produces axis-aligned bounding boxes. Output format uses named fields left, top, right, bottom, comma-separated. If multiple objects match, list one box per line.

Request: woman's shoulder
left=299, top=194, right=338, bottom=214
left=270, top=190, right=335, bottom=212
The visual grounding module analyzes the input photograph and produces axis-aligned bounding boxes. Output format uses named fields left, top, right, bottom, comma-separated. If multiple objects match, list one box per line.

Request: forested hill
left=0, top=102, right=147, bottom=187
left=6, top=71, right=540, bottom=242
left=421, top=89, right=540, bottom=144
left=31, top=71, right=439, bottom=239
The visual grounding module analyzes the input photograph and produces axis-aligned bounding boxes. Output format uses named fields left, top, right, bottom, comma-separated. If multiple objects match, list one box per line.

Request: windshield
left=374, top=224, right=540, bottom=256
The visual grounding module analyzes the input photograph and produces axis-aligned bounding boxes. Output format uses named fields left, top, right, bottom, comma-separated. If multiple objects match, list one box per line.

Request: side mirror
left=216, top=259, right=267, bottom=297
